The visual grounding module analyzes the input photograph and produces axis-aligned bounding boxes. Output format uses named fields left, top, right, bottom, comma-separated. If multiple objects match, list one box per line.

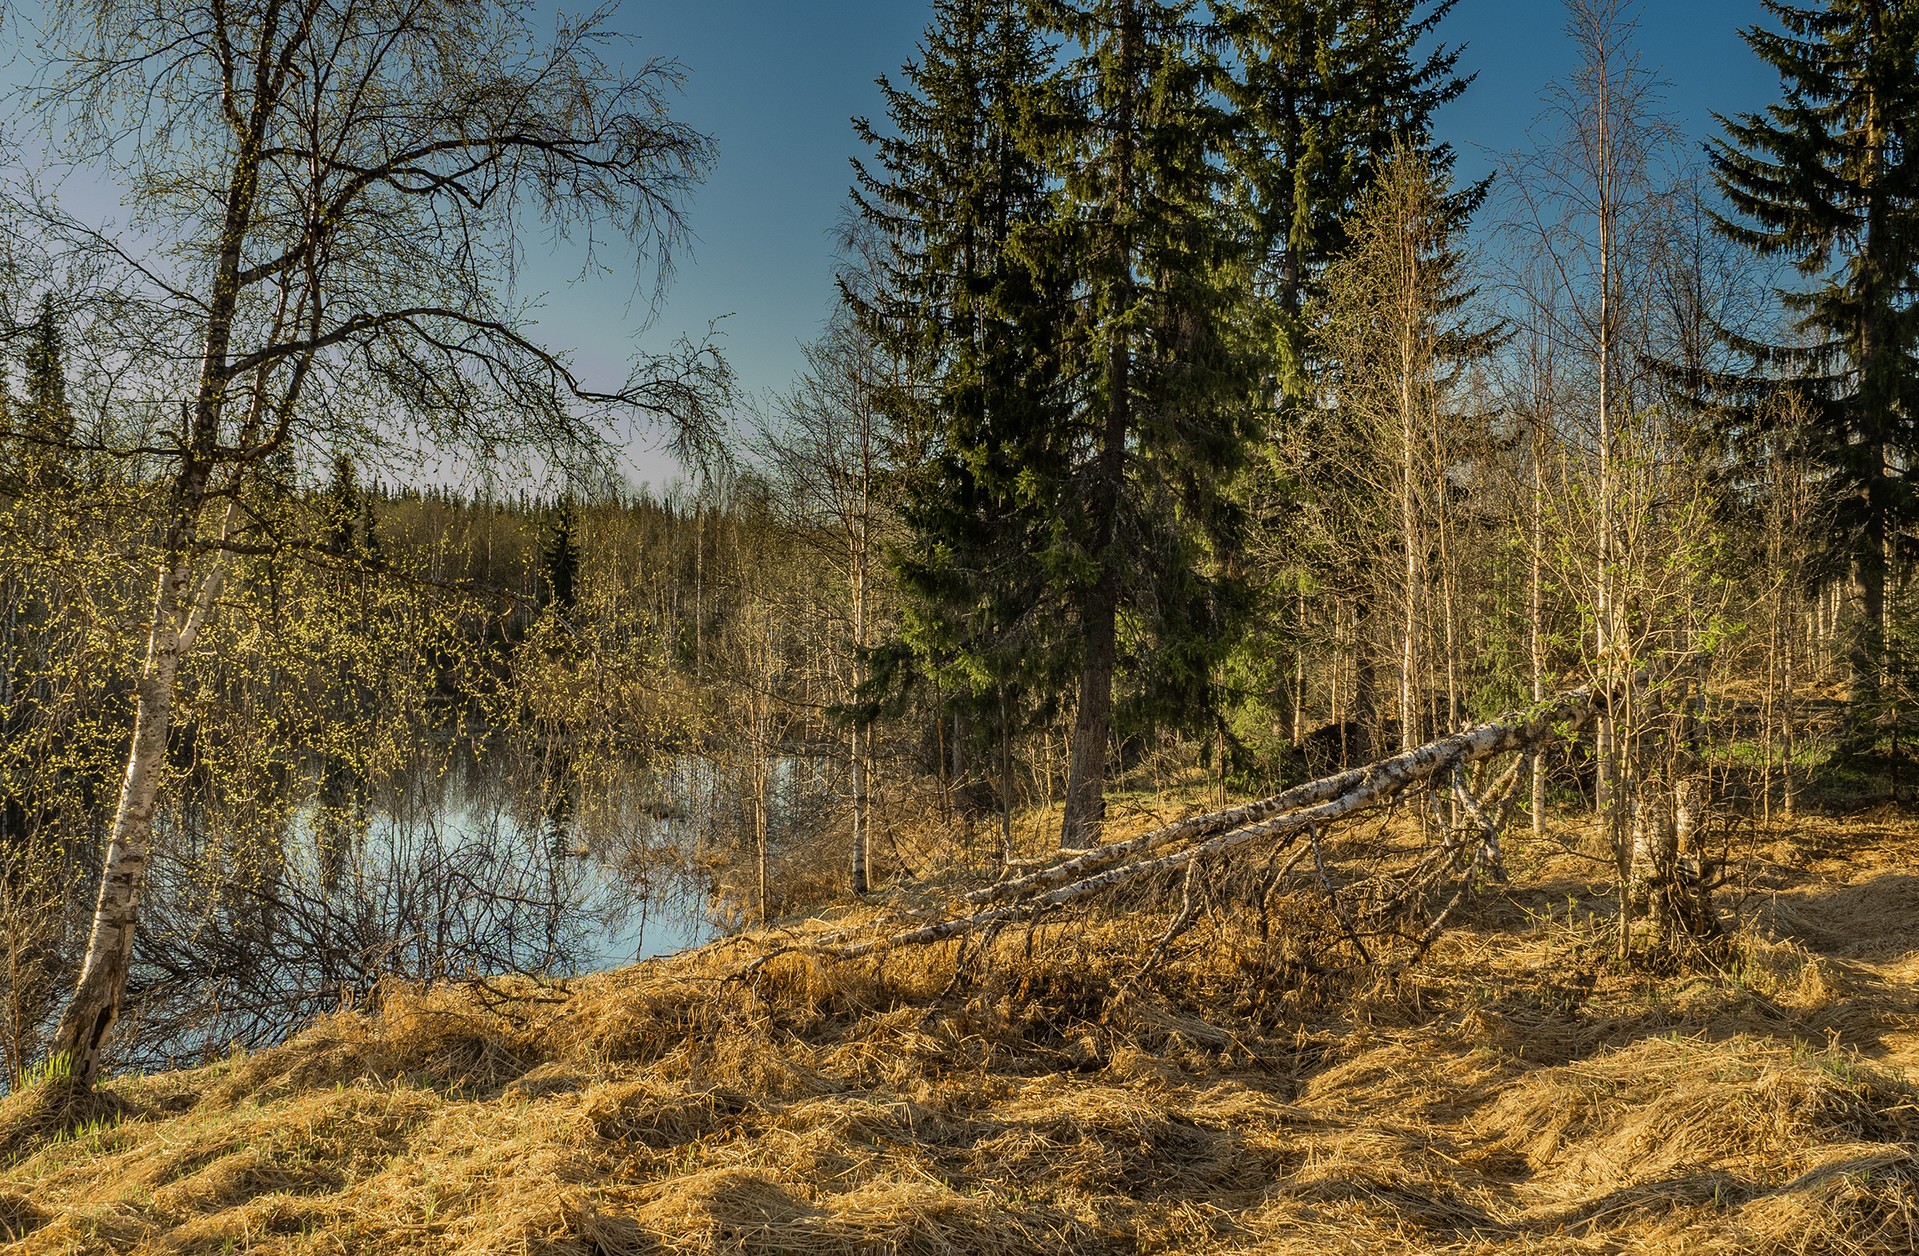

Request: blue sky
left=12, top=0, right=1789, bottom=483
left=572, top=0, right=1782, bottom=482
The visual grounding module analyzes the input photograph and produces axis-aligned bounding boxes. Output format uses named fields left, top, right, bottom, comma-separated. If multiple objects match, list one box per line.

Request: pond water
left=124, top=740, right=845, bottom=1069
left=278, top=747, right=843, bottom=971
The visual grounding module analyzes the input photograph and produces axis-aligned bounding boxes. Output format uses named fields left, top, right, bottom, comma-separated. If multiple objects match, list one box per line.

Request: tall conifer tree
left=1214, top=0, right=1471, bottom=390
left=1210, top=0, right=1472, bottom=771
left=21, top=295, right=73, bottom=445
left=853, top=0, right=1079, bottom=799
left=1711, top=0, right=1919, bottom=711
left=1036, top=0, right=1258, bottom=848
left=17, top=296, right=76, bottom=487
left=860, top=0, right=1473, bottom=847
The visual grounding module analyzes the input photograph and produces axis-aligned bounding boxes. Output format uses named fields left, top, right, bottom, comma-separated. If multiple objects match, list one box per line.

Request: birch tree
left=1317, top=145, right=1498, bottom=760
left=759, top=311, right=901, bottom=895
left=6, top=0, right=725, bottom=1088
left=1504, top=0, right=1677, bottom=949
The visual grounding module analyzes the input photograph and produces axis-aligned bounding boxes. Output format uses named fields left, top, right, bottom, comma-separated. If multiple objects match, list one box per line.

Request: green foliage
left=854, top=0, right=1079, bottom=750
left=854, top=0, right=1482, bottom=805
left=1214, top=0, right=1474, bottom=393
left=1710, top=0, right=1919, bottom=691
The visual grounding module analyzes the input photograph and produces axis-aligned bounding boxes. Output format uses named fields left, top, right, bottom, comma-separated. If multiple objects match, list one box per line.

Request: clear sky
left=7, top=1, right=1792, bottom=483
left=575, top=0, right=1783, bottom=482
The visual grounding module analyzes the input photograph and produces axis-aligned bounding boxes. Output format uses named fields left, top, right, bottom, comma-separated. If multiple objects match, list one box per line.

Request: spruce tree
left=1037, top=0, right=1260, bottom=848
left=541, top=497, right=582, bottom=611
left=852, top=0, right=1079, bottom=810
left=21, top=295, right=73, bottom=444
left=860, top=0, right=1469, bottom=846
left=1710, top=0, right=1919, bottom=712
left=324, top=453, right=362, bottom=555
left=1208, top=0, right=1472, bottom=773
left=1213, top=0, right=1472, bottom=389
left=17, top=295, right=76, bottom=486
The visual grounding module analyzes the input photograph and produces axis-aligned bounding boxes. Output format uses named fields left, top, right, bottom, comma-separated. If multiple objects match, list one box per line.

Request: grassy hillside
left=4, top=812, right=1919, bottom=1255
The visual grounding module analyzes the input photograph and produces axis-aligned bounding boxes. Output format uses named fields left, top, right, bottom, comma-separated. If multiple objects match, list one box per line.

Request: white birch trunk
left=1530, top=430, right=1548, bottom=837
left=818, top=687, right=1601, bottom=962
left=49, top=550, right=223, bottom=1087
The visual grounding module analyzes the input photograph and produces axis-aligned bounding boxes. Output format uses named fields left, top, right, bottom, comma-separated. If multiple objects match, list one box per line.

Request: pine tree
left=1710, top=0, right=1919, bottom=712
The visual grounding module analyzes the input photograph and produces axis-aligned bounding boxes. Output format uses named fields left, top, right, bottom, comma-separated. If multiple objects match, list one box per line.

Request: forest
left=0, top=0, right=1918, bottom=1247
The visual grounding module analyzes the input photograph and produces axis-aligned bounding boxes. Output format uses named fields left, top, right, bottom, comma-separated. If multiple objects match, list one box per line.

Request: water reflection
left=131, top=739, right=729, bottom=1070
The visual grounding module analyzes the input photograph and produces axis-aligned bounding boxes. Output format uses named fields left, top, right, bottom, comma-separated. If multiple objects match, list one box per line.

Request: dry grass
left=5, top=810, right=1919, bottom=1254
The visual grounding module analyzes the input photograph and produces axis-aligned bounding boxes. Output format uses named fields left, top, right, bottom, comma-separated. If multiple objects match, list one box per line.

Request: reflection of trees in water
left=679, top=751, right=845, bottom=929
left=116, top=737, right=717, bottom=1073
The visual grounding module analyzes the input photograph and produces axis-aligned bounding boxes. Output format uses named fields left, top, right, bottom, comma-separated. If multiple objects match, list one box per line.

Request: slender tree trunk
left=48, top=64, right=271, bottom=1079
left=849, top=725, right=869, bottom=896
left=1330, top=601, right=1344, bottom=759
left=1292, top=587, right=1307, bottom=746
left=1530, top=425, right=1548, bottom=837
left=1061, top=0, right=1136, bottom=851
left=50, top=531, right=220, bottom=1087
left=934, top=688, right=951, bottom=821
left=1063, top=569, right=1120, bottom=849
left=849, top=562, right=869, bottom=896
left=1582, top=40, right=1635, bottom=957
left=755, top=725, right=771, bottom=925
left=1849, top=75, right=1889, bottom=717
left=1350, top=597, right=1378, bottom=764
left=998, top=686, right=1015, bottom=864
left=951, top=712, right=964, bottom=798
left=1761, top=581, right=1778, bottom=829
left=1399, top=326, right=1422, bottom=755
left=1434, top=460, right=1462, bottom=738
left=1782, top=598, right=1799, bottom=819
left=757, top=790, right=769, bottom=926
left=693, top=500, right=706, bottom=667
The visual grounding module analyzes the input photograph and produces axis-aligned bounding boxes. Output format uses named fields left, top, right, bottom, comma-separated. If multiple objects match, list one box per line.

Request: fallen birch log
left=788, top=687, right=1601, bottom=966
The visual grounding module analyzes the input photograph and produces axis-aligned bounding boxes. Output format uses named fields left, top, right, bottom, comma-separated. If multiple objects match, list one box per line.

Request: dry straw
left=2, top=812, right=1917, bottom=1254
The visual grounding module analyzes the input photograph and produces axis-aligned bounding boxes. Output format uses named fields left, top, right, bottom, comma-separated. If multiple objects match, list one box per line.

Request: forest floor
left=5, top=805, right=1919, bottom=1254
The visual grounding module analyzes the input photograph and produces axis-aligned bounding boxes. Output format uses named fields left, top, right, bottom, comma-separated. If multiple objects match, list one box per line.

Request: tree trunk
left=1530, top=429, right=1548, bottom=837
left=828, top=687, right=1604, bottom=961
left=1782, top=611, right=1799, bottom=819
left=48, top=76, right=271, bottom=1085
left=1350, top=597, right=1378, bottom=764
left=849, top=724, right=869, bottom=896
left=1060, top=0, right=1135, bottom=852
left=1399, top=363, right=1422, bottom=755
left=49, top=542, right=218, bottom=1088
left=849, top=560, right=869, bottom=896
left=997, top=686, right=1016, bottom=864
left=1062, top=570, right=1119, bottom=850
left=756, top=774, right=770, bottom=926
left=1292, top=587, right=1307, bottom=746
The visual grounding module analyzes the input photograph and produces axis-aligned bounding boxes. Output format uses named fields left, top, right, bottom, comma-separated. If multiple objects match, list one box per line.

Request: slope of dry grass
left=4, top=811, right=1919, bottom=1255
